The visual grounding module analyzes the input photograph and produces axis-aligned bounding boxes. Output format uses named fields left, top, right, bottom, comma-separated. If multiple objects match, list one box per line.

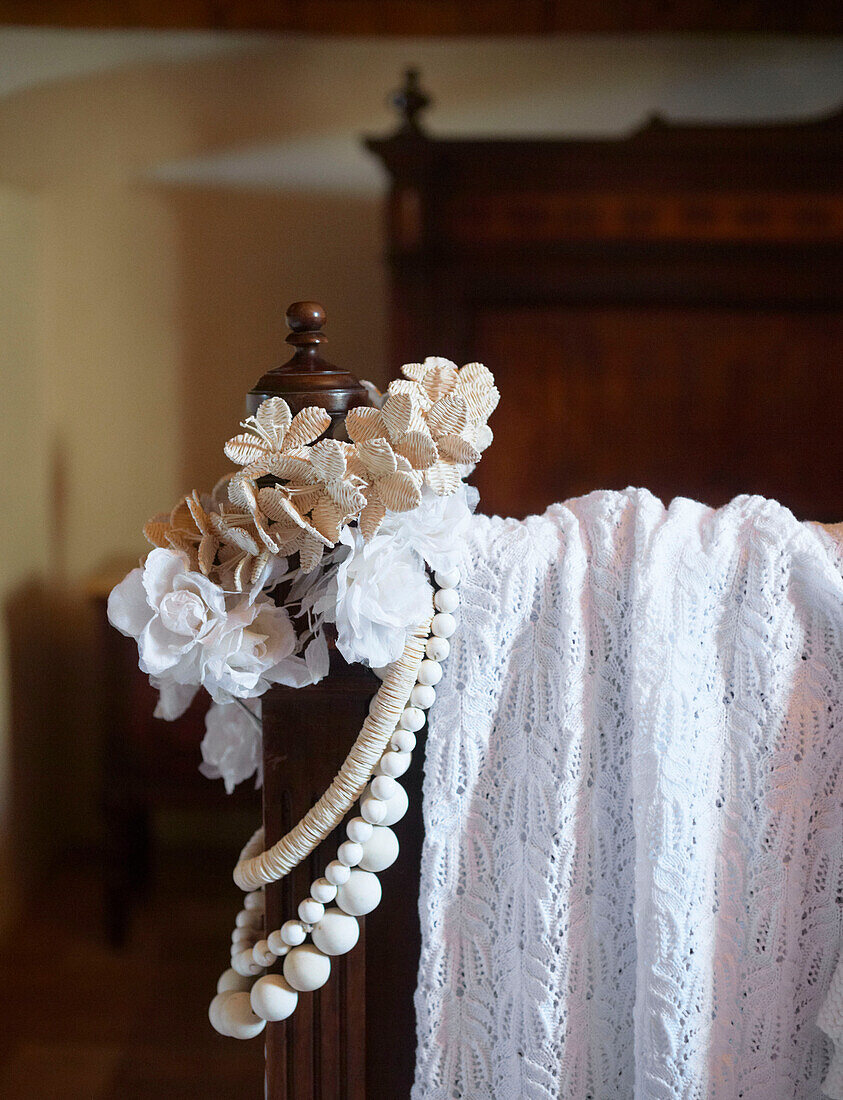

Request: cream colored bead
left=417, top=660, right=443, bottom=687
left=425, top=636, right=450, bottom=662
left=399, top=706, right=425, bottom=732
left=337, top=869, right=382, bottom=916
left=298, top=898, right=325, bottom=925
left=379, top=750, right=411, bottom=778
left=217, top=967, right=254, bottom=994
left=243, top=890, right=264, bottom=912
left=391, top=729, right=416, bottom=753
left=434, top=568, right=461, bottom=589
left=372, top=665, right=390, bottom=680
left=379, top=782, right=409, bottom=826
left=431, top=613, right=456, bottom=639
left=337, top=840, right=363, bottom=867
left=359, top=826, right=399, bottom=873
left=311, top=907, right=360, bottom=956
left=232, top=926, right=255, bottom=944
left=411, top=683, right=436, bottom=709
left=266, top=930, right=290, bottom=956
left=280, top=920, right=306, bottom=947
left=368, top=693, right=380, bottom=716
left=232, top=949, right=264, bottom=977
left=217, top=990, right=266, bottom=1039
left=310, top=877, right=338, bottom=905
left=235, top=908, right=262, bottom=929
left=252, top=939, right=275, bottom=967
left=433, top=588, right=459, bottom=614
left=360, top=794, right=388, bottom=824
left=283, top=944, right=331, bottom=992
left=325, top=859, right=352, bottom=885
left=250, top=974, right=299, bottom=1022
left=371, top=774, right=397, bottom=801
left=209, top=992, right=234, bottom=1036
left=346, top=817, right=373, bottom=844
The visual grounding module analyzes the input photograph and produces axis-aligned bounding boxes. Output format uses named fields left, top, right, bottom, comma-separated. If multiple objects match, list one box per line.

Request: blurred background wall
left=1, top=29, right=842, bottom=933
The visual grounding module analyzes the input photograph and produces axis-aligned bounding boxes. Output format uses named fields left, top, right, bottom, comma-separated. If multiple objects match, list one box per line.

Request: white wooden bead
left=243, top=890, right=264, bottom=911
left=298, top=898, right=325, bottom=925
left=217, top=990, right=266, bottom=1039
left=379, top=782, right=409, bottom=826
left=434, top=568, right=461, bottom=589
left=336, top=869, right=382, bottom=916
left=337, top=840, right=363, bottom=867
left=232, top=949, right=264, bottom=977
left=252, top=939, right=276, bottom=967
left=283, top=944, right=331, bottom=992
left=368, top=694, right=380, bottom=716
left=417, top=660, right=443, bottom=686
left=379, top=750, right=412, bottom=778
left=433, top=588, right=459, bottom=614
left=431, top=612, right=456, bottom=639
left=310, top=877, right=338, bottom=904
left=391, top=729, right=416, bottom=753
left=266, top=930, right=290, bottom=956
left=217, top=967, right=254, bottom=994
left=235, top=908, right=262, bottom=929
left=346, top=817, right=373, bottom=844
left=325, top=860, right=352, bottom=885
left=209, top=992, right=234, bottom=1036
left=399, top=706, right=425, bottom=732
left=280, top=920, right=306, bottom=946
left=311, top=907, right=360, bottom=956
left=411, top=684, right=436, bottom=709
left=232, top=926, right=255, bottom=944
left=370, top=774, right=397, bottom=801
left=359, top=826, right=400, bottom=873
left=425, top=636, right=450, bottom=662
left=250, top=974, right=299, bottom=1022
left=360, top=794, right=387, bottom=824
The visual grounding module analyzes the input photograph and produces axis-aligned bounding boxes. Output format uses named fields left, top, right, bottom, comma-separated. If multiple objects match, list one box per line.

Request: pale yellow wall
left=0, top=29, right=841, bottom=930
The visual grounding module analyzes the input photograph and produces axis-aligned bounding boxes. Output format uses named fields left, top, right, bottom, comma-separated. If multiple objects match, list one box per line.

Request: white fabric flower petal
left=332, top=526, right=433, bottom=667
left=107, top=568, right=152, bottom=638
left=199, top=699, right=263, bottom=794
left=151, top=676, right=199, bottom=721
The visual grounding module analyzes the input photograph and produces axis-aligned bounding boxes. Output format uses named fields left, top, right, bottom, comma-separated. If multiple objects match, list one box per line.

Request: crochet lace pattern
left=414, top=489, right=843, bottom=1100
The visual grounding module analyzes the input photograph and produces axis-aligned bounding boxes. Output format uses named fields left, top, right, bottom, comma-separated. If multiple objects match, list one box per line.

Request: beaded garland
left=210, top=568, right=460, bottom=1038
left=108, top=353, right=498, bottom=1043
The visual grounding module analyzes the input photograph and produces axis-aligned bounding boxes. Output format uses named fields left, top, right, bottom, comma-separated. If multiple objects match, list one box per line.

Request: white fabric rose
left=199, top=699, right=262, bottom=794
left=379, top=481, right=478, bottom=573
left=332, top=526, right=433, bottom=668
left=107, top=547, right=297, bottom=705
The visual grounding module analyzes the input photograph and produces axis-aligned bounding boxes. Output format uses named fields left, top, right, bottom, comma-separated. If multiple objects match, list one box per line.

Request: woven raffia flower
left=349, top=438, right=423, bottom=540
left=224, top=397, right=331, bottom=480
left=401, top=358, right=499, bottom=495
left=345, top=386, right=437, bottom=472
left=143, top=490, right=269, bottom=592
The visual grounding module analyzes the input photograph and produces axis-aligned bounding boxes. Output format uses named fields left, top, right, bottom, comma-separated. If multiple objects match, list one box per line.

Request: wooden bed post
left=251, top=303, right=425, bottom=1098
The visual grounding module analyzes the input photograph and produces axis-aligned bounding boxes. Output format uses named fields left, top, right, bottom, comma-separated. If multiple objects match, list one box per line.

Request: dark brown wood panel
left=1, top=0, right=841, bottom=31
left=368, top=99, right=843, bottom=527
left=472, top=306, right=843, bottom=521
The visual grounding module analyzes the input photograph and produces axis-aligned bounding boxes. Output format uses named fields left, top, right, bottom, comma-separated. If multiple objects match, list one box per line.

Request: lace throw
left=414, top=489, right=843, bottom=1100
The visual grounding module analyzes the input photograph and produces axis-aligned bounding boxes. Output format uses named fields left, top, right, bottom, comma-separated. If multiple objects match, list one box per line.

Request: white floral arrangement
left=108, top=355, right=498, bottom=1039
left=109, top=356, right=497, bottom=792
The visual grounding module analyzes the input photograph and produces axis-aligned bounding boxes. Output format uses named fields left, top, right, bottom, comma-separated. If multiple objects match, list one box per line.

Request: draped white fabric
left=413, top=489, right=843, bottom=1100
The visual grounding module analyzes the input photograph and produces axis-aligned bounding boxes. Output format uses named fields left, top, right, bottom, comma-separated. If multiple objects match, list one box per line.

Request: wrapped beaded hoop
left=209, top=569, right=461, bottom=1038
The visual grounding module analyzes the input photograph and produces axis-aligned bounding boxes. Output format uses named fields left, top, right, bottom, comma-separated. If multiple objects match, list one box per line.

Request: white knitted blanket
left=413, top=489, right=843, bottom=1100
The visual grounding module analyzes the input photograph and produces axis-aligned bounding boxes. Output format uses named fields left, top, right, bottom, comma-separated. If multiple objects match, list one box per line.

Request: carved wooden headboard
left=367, top=79, right=843, bottom=523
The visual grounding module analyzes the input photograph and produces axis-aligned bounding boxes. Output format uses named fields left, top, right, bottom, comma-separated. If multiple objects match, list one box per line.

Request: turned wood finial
left=247, top=300, right=369, bottom=419
left=391, top=68, right=431, bottom=135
